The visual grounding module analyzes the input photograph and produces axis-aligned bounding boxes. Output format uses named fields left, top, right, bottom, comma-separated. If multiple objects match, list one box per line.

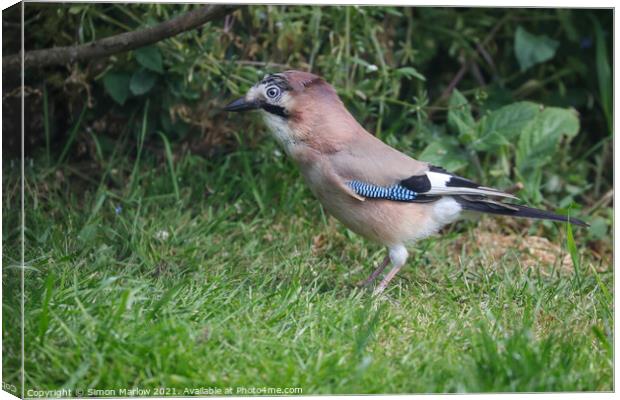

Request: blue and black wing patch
left=346, top=180, right=438, bottom=203
left=347, top=180, right=417, bottom=201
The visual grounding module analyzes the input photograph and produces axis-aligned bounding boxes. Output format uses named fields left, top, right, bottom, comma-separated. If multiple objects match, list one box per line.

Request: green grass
left=3, top=135, right=613, bottom=394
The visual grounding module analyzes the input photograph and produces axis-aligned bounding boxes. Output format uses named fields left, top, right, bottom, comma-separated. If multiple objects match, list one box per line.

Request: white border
left=0, top=1, right=615, bottom=400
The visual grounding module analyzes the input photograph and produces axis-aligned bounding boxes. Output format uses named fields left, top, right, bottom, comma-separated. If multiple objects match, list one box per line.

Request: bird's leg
left=358, top=254, right=390, bottom=287
left=373, top=245, right=409, bottom=295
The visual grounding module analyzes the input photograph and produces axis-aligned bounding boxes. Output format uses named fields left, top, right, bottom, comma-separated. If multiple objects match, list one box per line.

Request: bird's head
left=224, top=70, right=357, bottom=152
left=224, top=70, right=335, bottom=115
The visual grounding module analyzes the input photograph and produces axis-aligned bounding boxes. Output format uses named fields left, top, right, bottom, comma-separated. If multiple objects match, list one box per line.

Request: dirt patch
left=449, top=219, right=582, bottom=276
left=474, top=230, right=573, bottom=274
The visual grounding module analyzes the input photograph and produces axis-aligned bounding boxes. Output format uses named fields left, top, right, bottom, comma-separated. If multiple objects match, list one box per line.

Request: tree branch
left=3, top=4, right=239, bottom=72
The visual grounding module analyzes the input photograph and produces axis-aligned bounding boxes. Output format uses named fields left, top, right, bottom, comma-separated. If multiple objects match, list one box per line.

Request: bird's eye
left=266, top=86, right=281, bottom=99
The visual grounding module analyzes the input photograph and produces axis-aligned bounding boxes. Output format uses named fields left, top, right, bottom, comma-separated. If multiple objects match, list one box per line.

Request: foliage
left=420, top=93, right=581, bottom=203
left=514, top=26, right=559, bottom=72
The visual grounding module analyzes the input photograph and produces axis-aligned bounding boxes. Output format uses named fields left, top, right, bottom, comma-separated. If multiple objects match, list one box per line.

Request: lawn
left=2, top=132, right=613, bottom=394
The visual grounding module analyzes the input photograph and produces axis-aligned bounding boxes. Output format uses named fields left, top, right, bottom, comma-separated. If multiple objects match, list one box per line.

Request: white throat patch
left=262, top=112, right=296, bottom=154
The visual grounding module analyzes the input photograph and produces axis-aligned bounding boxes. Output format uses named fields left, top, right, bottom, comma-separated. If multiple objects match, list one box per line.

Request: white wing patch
left=424, top=171, right=518, bottom=200
left=426, top=171, right=451, bottom=188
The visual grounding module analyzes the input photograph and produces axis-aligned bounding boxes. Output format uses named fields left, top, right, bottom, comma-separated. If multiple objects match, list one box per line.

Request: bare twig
left=470, top=62, right=486, bottom=87
left=438, top=57, right=471, bottom=103
left=235, top=60, right=291, bottom=69
left=3, top=4, right=239, bottom=72
left=476, top=42, right=496, bottom=75
left=428, top=15, right=512, bottom=118
left=584, top=189, right=613, bottom=214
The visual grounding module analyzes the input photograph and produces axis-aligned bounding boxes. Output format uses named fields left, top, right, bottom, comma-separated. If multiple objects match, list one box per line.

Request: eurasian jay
left=224, top=70, right=587, bottom=294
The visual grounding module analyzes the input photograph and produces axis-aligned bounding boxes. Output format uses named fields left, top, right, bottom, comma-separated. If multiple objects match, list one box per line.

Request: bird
left=224, top=70, right=587, bottom=295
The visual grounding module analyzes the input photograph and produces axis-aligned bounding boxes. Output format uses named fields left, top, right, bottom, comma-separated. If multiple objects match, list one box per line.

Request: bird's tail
left=455, top=196, right=588, bottom=227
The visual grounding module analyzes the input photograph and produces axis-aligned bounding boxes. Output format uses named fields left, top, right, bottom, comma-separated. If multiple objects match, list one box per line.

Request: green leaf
left=418, top=137, right=467, bottom=172
left=517, top=107, right=579, bottom=170
left=130, top=69, right=157, bottom=96
left=514, top=26, right=559, bottom=71
left=134, top=46, right=163, bottom=73
left=473, top=102, right=539, bottom=151
left=447, top=89, right=475, bottom=143
left=517, top=107, right=579, bottom=171
left=103, top=72, right=131, bottom=105
left=68, top=5, right=84, bottom=14
left=566, top=219, right=581, bottom=287
left=471, top=130, right=511, bottom=151
left=588, top=217, right=608, bottom=240
left=395, top=66, right=426, bottom=81
left=516, top=107, right=579, bottom=198
left=350, top=56, right=373, bottom=69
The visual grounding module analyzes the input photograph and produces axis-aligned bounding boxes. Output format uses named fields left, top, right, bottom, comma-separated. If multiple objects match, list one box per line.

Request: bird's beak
left=223, top=97, right=260, bottom=112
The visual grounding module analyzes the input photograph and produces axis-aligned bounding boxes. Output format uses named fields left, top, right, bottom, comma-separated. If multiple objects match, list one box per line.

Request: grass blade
left=56, top=106, right=87, bottom=166
left=590, top=15, right=611, bottom=135
left=566, top=217, right=581, bottom=288
left=38, top=272, right=55, bottom=343
left=129, top=99, right=150, bottom=196
left=590, top=264, right=612, bottom=320
left=147, top=282, right=184, bottom=320
left=43, top=85, right=51, bottom=166
left=158, top=131, right=180, bottom=202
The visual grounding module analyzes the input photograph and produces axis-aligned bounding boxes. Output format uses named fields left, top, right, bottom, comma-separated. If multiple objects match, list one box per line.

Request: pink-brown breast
left=295, top=153, right=454, bottom=247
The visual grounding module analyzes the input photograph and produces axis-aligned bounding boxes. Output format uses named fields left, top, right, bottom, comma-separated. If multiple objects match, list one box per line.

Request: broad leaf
left=130, top=69, right=157, bottom=96
left=418, top=137, right=468, bottom=172
left=588, top=216, right=608, bottom=240
left=514, top=26, right=559, bottom=71
left=473, top=102, right=539, bottom=151
left=517, top=107, right=580, bottom=171
left=103, top=72, right=131, bottom=105
left=134, top=46, right=163, bottom=73
left=516, top=107, right=579, bottom=198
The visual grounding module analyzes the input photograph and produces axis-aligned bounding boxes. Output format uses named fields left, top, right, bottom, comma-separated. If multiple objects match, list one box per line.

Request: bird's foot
left=356, top=254, right=390, bottom=288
